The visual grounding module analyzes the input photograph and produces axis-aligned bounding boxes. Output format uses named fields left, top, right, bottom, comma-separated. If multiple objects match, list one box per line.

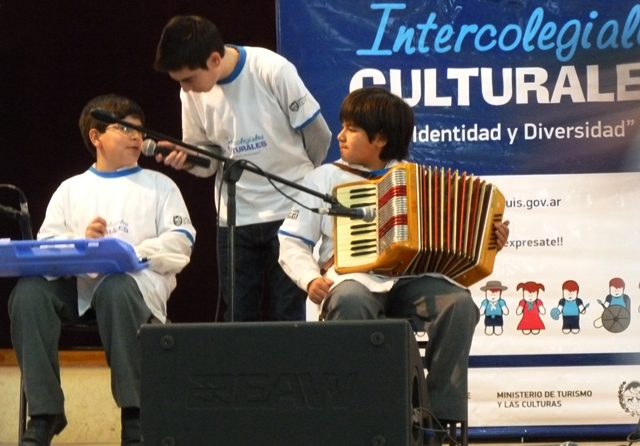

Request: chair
left=0, top=184, right=48, bottom=443
left=443, top=420, right=469, bottom=446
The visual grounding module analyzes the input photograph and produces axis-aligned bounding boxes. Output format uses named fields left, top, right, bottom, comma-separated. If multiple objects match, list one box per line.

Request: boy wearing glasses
left=8, top=94, right=196, bottom=446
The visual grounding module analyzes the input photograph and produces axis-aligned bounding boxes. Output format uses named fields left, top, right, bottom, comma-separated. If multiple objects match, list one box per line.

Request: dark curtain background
left=0, top=1, right=278, bottom=347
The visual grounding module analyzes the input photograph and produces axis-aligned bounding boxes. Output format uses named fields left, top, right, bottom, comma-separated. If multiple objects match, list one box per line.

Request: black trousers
left=9, top=274, right=152, bottom=415
left=323, top=276, right=480, bottom=421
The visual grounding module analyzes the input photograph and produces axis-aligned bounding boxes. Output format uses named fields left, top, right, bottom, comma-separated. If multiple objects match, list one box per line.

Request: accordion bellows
left=333, top=163, right=505, bottom=287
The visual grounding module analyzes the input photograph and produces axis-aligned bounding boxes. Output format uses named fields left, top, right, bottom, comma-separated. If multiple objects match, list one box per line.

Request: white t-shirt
left=39, top=165, right=196, bottom=322
left=181, top=45, right=323, bottom=226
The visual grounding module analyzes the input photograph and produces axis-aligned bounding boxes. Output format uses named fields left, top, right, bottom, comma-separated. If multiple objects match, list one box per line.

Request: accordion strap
left=332, top=162, right=386, bottom=179
left=320, top=256, right=334, bottom=276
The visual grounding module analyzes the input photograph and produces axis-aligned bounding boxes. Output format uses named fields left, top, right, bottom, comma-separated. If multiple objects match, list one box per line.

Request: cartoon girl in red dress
left=516, top=281, right=546, bottom=335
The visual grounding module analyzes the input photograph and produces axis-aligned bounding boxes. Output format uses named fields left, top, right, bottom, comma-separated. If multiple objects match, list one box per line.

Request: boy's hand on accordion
left=307, top=277, right=335, bottom=305
left=494, top=220, right=510, bottom=252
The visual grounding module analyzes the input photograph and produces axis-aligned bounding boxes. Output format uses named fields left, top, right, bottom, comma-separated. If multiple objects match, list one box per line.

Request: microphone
left=90, top=108, right=119, bottom=124
left=142, top=139, right=212, bottom=168
left=317, top=204, right=377, bottom=223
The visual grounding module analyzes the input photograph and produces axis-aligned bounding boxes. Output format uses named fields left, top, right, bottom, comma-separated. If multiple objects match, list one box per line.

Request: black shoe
left=21, top=413, right=67, bottom=446
left=121, top=420, right=142, bottom=445
left=121, top=407, right=142, bottom=446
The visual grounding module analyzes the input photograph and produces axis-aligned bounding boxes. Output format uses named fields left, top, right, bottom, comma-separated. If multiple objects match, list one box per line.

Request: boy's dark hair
left=79, top=94, right=145, bottom=158
left=339, top=87, right=414, bottom=161
left=154, top=15, right=225, bottom=72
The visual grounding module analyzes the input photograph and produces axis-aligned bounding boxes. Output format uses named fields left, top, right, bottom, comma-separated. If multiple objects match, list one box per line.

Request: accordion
left=333, top=163, right=505, bottom=287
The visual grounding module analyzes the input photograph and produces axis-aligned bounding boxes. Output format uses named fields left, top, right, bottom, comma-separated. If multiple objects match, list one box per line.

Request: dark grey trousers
left=323, top=276, right=480, bottom=421
left=8, top=274, right=152, bottom=415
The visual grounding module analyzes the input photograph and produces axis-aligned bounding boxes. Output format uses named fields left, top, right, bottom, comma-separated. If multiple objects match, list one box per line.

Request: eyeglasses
left=107, top=123, right=146, bottom=139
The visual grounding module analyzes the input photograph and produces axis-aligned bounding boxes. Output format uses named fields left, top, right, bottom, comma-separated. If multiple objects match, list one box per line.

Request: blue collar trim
left=89, top=165, right=141, bottom=178
left=218, top=45, right=246, bottom=85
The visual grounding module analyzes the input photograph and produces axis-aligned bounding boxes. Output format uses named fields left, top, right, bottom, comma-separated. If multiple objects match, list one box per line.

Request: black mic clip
left=314, top=202, right=377, bottom=223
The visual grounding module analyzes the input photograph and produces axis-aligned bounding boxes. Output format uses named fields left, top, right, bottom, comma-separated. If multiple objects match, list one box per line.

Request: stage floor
left=0, top=442, right=630, bottom=446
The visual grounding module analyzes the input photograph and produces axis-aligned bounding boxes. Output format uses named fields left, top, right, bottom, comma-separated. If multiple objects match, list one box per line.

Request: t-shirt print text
left=228, top=134, right=267, bottom=156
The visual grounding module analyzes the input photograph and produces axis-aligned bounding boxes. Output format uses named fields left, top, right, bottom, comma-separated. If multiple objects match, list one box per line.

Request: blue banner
left=278, top=0, right=640, bottom=175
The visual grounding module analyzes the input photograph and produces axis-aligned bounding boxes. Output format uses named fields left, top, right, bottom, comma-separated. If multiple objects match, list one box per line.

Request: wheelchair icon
left=593, top=299, right=630, bottom=333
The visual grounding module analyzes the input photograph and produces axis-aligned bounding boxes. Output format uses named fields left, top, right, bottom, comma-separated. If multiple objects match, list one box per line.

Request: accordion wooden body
left=333, top=163, right=505, bottom=287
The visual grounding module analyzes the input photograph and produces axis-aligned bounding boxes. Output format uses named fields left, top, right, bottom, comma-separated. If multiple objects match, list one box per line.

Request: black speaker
left=140, top=320, right=430, bottom=446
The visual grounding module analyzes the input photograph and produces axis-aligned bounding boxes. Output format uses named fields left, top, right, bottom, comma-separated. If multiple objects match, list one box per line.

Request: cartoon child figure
left=516, top=281, right=546, bottom=335
left=552, top=280, right=588, bottom=334
left=603, top=277, right=631, bottom=310
left=594, top=277, right=631, bottom=332
left=478, top=280, right=509, bottom=335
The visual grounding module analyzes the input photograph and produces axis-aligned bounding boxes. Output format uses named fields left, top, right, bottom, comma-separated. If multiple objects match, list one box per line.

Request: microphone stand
left=91, top=109, right=341, bottom=322
left=221, top=159, right=246, bottom=322
left=0, top=184, right=33, bottom=241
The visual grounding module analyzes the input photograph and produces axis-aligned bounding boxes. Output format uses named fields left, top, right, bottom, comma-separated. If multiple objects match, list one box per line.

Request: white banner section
left=472, top=171, right=640, bottom=355
left=470, top=365, right=638, bottom=426
left=468, top=171, right=640, bottom=428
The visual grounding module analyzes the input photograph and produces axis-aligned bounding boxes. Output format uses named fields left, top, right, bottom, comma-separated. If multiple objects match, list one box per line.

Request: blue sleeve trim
left=89, top=166, right=142, bottom=178
left=172, top=229, right=195, bottom=247
left=294, top=109, right=321, bottom=131
left=278, top=229, right=315, bottom=250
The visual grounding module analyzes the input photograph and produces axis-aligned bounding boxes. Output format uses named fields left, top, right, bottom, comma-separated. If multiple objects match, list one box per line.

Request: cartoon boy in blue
left=479, top=280, right=509, bottom=335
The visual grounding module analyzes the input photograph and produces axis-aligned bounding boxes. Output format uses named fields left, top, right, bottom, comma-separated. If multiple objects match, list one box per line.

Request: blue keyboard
left=0, top=238, right=147, bottom=277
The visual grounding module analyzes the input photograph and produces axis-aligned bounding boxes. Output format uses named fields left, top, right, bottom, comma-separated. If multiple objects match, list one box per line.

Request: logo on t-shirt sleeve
left=289, top=95, right=308, bottom=112
left=173, top=215, right=192, bottom=226
left=286, top=209, right=300, bottom=220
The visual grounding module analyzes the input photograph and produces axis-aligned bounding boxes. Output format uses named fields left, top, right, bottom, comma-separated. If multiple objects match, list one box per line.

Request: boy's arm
left=134, top=232, right=193, bottom=274
left=270, top=58, right=331, bottom=165
left=300, top=113, right=331, bottom=167
left=277, top=169, right=328, bottom=291
left=134, top=183, right=196, bottom=274
left=278, top=231, right=323, bottom=293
